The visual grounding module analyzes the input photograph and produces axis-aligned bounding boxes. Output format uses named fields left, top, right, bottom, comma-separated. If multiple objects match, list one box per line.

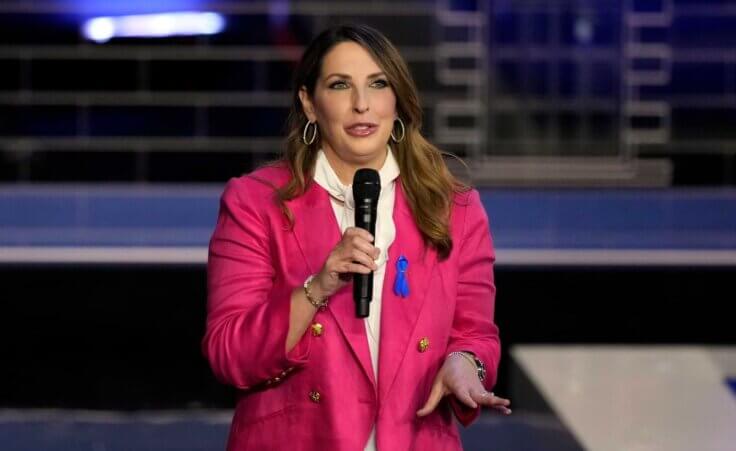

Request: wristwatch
left=460, top=351, right=486, bottom=382
left=449, top=351, right=487, bottom=382
left=471, top=354, right=486, bottom=382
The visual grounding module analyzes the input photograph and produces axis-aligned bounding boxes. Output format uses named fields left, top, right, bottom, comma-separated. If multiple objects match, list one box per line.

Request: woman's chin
left=346, top=147, right=387, bottom=164
left=335, top=139, right=388, bottom=161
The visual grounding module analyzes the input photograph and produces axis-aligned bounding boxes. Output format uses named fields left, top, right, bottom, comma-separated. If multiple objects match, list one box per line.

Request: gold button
left=266, top=376, right=281, bottom=385
left=311, top=323, right=324, bottom=337
left=418, top=337, right=429, bottom=353
left=309, top=390, right=321, bottom=403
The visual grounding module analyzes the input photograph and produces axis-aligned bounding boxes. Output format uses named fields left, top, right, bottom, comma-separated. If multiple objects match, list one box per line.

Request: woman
left=203, top=24, right=510, bottom=451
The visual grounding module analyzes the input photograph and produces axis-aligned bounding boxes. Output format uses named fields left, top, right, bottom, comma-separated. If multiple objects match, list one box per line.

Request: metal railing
left=0, top=0, right=734, bottom=185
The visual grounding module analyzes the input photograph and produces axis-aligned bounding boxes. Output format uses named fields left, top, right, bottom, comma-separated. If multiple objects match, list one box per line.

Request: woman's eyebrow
left=324, top=71, right=386, bottom=79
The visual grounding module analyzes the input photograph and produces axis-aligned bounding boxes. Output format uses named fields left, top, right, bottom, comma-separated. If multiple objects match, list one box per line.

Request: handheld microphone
left=352, top=168, right=381, bottom=318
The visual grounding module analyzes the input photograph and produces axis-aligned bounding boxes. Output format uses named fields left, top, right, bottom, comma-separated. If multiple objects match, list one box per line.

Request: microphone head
left=353, top=168, right=381, bottom=201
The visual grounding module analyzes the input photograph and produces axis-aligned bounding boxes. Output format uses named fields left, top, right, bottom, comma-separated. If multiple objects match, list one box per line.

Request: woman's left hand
left=416, top=353, right=511, bottom=417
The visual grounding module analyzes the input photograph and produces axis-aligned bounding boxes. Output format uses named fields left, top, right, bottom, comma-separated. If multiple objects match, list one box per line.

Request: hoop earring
left=391, top=117, right=405, bottom=143
left=302, top=121, right=318, bottom=145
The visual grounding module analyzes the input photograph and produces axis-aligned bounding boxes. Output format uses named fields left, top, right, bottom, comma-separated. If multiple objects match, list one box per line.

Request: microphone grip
left=354, top=273, right=372, bottom=318
left=354, top=197, right=377, bottom=318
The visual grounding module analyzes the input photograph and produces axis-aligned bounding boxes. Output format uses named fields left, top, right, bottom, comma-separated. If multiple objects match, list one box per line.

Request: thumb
left=416, top=381, right=446, bottom=417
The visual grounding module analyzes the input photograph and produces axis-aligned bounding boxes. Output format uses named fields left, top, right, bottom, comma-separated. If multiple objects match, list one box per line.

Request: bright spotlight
left=82, top=11, right=226, bottom=43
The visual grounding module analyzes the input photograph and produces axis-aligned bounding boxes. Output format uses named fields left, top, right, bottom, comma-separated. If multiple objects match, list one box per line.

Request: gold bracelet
left=303, top=275, right=328, bottom=310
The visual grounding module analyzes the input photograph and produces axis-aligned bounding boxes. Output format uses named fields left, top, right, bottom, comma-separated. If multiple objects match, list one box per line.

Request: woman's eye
left=372, top=79, right=389, bottom=88
left=329, top=81, right=348, bottom=89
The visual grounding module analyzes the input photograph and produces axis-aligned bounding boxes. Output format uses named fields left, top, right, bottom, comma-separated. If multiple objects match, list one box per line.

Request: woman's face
left=300, top=41, right=397, bottom=169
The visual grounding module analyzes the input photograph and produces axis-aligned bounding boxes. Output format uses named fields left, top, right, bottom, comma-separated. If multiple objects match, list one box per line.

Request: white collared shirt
left=312, top=145, right=400, bottom=451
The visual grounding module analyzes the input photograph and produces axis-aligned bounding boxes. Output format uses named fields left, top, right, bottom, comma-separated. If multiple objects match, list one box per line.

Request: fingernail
left=506, top=409, right=512, bottom=415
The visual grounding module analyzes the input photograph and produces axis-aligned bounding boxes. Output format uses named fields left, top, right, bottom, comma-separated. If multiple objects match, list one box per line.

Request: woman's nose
left=352, top=89, right=369, bottom=113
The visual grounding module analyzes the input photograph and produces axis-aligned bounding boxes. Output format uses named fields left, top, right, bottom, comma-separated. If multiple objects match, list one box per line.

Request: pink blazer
left=203, top=164, right=500, bottom=451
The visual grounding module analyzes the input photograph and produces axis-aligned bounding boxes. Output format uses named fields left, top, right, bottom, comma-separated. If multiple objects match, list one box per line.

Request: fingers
left=470, top=389, right=512, bottom=415
left=349, top=247, right=378, bottom=271
left=316, top=227, right=381, bottom=297
left=416, top=382, right=446, bottom=417
left=344, top=227, right=374, bottom=243
left=453, top=388, right=478, bottom=409
left=318, top=228, right=381, bottom=296
left=327, top=229, right=379, bottom=265
left=346, top=230, right=380, bottom=260
left=340, top=228, right=379, bottom=271
left=343, top=262, right=373, bottom=275
left=493, top=405, right=513, bottom=415
left=346, top=229, right=380, bottom=253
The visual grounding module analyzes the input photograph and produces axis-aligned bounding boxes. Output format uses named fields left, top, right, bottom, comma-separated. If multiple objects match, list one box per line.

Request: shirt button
left=309, top=390, right=321, bottom=403
left=311, top=323, right=324, bottom=337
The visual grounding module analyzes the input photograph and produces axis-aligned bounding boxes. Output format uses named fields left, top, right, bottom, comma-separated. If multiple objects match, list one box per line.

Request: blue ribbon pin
left=393, top=254, right=410, bottom=298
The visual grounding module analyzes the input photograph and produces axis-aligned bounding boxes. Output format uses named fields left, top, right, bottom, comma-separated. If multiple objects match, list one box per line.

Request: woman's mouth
left=345, top=123, right=378, bottom=137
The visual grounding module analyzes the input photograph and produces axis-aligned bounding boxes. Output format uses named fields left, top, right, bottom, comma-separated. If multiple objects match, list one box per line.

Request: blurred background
left=1, top=0, right=734, bottom=450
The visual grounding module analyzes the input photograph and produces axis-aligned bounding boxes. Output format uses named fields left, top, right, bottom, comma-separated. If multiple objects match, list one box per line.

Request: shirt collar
left=313, top=145, right=400, bottom=205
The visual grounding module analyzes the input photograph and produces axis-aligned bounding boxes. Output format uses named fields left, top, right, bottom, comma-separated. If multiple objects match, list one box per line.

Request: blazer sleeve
left=202, top=177, right=312, bottom=390
left=446, top=189, right=501, bottom=426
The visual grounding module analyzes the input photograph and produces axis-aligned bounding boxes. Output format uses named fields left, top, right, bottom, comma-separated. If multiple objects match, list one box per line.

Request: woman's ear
left=298, top=87, right=316, bottom=122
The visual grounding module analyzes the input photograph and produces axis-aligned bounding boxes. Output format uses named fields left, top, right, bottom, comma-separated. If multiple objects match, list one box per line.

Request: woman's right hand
left=310, top=227, right=380, bottom=300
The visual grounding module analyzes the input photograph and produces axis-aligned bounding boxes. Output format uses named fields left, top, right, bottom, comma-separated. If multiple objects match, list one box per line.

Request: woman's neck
left=322, top=147, right=388, bottom=185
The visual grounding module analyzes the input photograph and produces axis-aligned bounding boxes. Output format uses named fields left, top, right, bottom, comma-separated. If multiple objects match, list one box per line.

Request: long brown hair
left=276, top=24, right=468, bottom=260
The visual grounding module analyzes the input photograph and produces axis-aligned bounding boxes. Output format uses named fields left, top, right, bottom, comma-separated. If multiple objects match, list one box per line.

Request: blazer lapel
left=288, top=182, right=376, bottom=388
left=377, top=181, right=438, bottom=402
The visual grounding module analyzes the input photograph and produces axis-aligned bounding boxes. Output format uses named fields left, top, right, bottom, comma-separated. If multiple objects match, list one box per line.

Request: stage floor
left=2, top=346, right=734, bottom=451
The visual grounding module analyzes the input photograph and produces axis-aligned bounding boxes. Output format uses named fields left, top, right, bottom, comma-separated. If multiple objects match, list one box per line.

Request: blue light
left=575, top=17, right=594, bottom=44
left=68, top=0, right=205, bottom=16
left=83, top=17, right=115, bottom=43
left=81, top=11, right=226, bottom=43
